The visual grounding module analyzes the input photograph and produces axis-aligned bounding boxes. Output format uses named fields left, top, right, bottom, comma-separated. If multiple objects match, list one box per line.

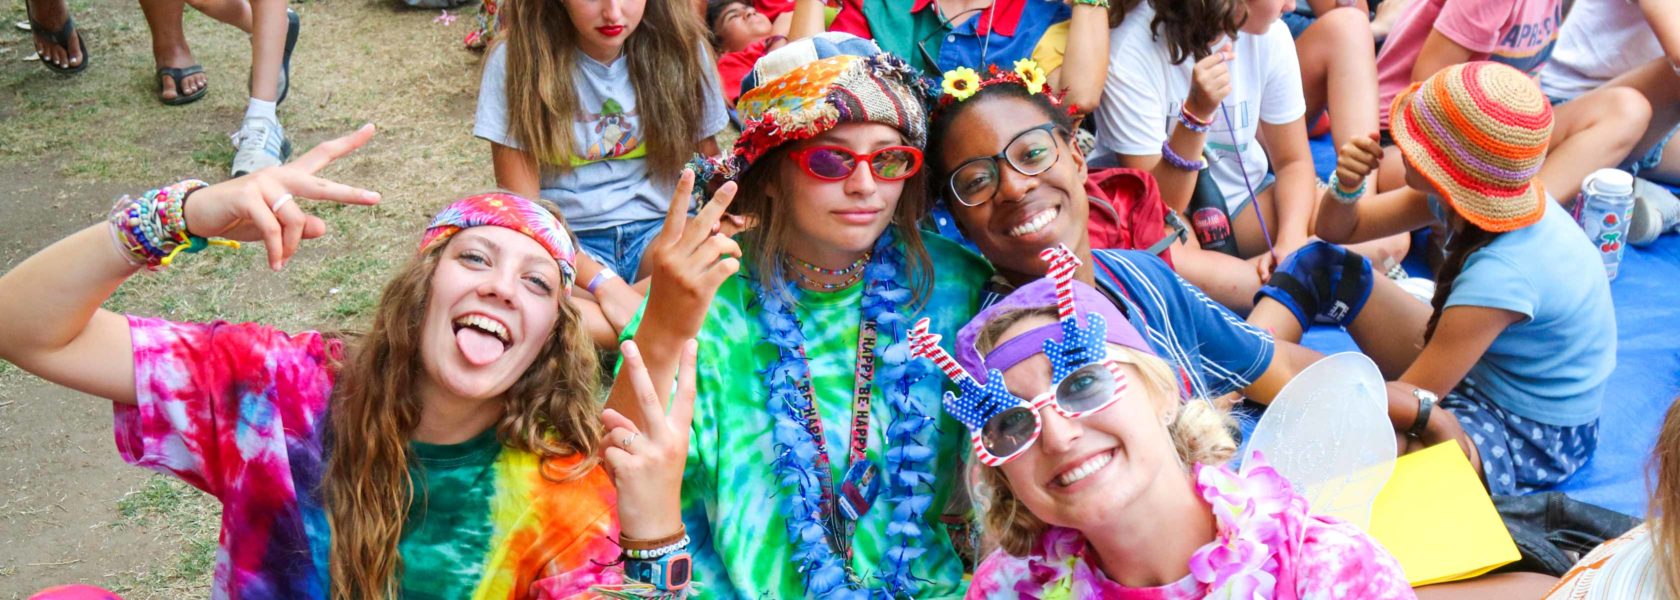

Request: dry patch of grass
left=2, top=0, right=504, bottom=592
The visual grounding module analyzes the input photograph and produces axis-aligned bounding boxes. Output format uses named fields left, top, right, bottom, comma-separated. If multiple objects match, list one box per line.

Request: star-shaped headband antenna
left=904, top=244, right=1109, bottom=431
left=908, top=318, right=1019, bottom=431
left=1038, top=244, right=1108, bottom=383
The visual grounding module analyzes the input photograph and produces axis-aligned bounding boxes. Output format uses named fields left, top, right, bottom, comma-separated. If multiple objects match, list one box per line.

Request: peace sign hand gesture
left=638, top=169, right=743, bottom=340
left=602, top=339, right=699, bottom=540
left=183, top=124, right=383, bottom=271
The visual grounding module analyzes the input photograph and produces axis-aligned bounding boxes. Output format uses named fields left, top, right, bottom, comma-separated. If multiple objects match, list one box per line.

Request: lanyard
left=790, top=312, right=879, bottom=561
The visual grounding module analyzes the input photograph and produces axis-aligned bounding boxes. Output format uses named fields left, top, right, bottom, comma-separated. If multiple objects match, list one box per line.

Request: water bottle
left=1189, top=168, right=1239, bottom=256
left=1578, top=168, right=1635, bottom=281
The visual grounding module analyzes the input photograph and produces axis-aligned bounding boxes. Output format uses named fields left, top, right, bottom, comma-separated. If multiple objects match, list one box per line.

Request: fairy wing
left=1240, top=352, right=1397, bottom=530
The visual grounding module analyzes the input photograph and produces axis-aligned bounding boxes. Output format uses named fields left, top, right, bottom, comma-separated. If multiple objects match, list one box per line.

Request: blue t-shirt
left=981, top=249, right=1276, bottom=400
left=1443, top=201, right=1615, bottom=426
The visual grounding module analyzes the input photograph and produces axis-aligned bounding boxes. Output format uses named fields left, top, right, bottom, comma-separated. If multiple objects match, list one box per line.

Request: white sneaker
left=230, top=116, right=292, bottom=177
left=1629, top=177, right=1680, bottom=247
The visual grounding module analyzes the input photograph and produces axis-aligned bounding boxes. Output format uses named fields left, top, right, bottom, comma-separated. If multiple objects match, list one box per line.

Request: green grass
left=108, top=477, right=219, bottom=598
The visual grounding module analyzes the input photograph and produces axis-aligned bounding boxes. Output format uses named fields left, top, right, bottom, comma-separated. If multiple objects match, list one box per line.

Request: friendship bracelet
left=1179, top=104, right=1213, bottom=128
left=108, top=180, right=238, bottom=269
left=1177, top=109, right=1211, bottom=134
left=623, top=535, right=690, bottom=560
left=1328, top=173, right=1367, bottom=205
left=620, top=528, right=688, bottom=551
left=1160, top=142, right=1207, bottom=172
left=1071, top=0, right=1110, bottom=8
left=586, top=267, right=619, bottom=295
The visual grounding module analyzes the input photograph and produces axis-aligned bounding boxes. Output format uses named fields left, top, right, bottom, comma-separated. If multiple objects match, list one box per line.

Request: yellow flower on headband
left=1013, top=59, right=1047, bottom=95
left=942, top=67, right=981, bottom=101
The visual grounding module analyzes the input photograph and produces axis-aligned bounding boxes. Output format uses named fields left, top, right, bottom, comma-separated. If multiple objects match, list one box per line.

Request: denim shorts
left=575, top=217, right=664, bottom=280
left=1548, top=94, right=1676, bottom=178
left=1438, top=378, right=1599, bottom=496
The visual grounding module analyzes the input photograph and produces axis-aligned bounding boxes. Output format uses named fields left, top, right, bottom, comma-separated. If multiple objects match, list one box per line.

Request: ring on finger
left=271, top=193, right=294, bottom=213
left=621, top=432, right=640, bottom=449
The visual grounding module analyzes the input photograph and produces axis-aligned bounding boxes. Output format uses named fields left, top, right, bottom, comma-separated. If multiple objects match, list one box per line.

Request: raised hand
left=602, top=339, right=698, bottom=540
left=1334, top=132, right=1384, bottom=194
left=1186, top=43, right=1234, bottom=122
left=637, top=169, right=743, bottom=340
left=183, top=124, right=383, bottom=270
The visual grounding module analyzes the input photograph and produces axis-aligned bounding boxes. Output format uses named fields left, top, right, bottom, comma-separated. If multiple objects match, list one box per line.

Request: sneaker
left=230, top=116, right=292, bottom=177
left=1629, top=177, right=1680, bottom=247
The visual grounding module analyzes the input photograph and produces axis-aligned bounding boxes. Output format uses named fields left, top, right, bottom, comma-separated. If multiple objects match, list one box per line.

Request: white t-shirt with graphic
left=1541, top=0, right=1665, bottom=100
left=1093, top=1, right=1306, bottom=214
left=475, top=44, right=728, bottom=231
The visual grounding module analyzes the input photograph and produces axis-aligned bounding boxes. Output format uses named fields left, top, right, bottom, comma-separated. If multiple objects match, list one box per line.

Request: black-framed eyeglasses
left=946, top=123, right=1067, bottom=207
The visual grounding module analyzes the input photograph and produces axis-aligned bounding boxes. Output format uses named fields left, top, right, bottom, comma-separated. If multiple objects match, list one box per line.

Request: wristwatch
left=1407, top=387, right=1437, bottom=439
left=625, top=552, right=692, bottom=592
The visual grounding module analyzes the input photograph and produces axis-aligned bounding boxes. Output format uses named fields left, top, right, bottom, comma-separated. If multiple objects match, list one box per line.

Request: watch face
left=669, top=554, right=692, bottom=587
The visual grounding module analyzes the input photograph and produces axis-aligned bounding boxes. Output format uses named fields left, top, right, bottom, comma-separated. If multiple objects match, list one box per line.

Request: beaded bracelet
left=624, top=535, right=690, bottom=560
left=1160, top=142, right=1207, bottom=172
left=1178, top=109, right=1211, bottom=134
left=1328, top=173, right=1367, bottom=205
left=108, top=180, right=239, bottom=269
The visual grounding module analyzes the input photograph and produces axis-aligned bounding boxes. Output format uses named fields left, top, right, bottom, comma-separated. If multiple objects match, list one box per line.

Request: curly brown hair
left=969, top=305, right=1236, bottom=557
left=1146, top=0, right=1249, bottom=65
left=322, top=230, right=601, bottom=600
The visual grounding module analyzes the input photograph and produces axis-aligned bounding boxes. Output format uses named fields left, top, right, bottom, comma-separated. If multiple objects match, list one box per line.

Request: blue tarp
left=1295, top=136, right=1680, bottom=517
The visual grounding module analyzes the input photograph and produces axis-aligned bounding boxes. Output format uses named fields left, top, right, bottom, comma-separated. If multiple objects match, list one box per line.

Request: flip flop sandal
left=252, top=9, right=300, bottom=104
left=25, top=1, right=89, bottom=75
left=279, top=9, right=298, bottom=104
left=157, top=65, right=208, bottom=105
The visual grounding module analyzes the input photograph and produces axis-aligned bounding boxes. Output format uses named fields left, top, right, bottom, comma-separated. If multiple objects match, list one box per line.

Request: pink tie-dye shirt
left=115, top=317, right=622, bottom=600
left=966, top=455, right=1415, bottom=600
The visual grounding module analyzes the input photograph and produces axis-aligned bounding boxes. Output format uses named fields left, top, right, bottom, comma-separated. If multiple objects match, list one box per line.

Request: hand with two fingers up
left=183, top=124, right=384, bottom=271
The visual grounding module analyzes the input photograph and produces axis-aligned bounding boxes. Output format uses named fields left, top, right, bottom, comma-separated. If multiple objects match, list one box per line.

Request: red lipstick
left=596, top=24, right=625, bottom=37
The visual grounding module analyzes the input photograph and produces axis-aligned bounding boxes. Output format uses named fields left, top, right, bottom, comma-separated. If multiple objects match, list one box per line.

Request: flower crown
left=936, top=59, right=1067, bottom=111
left=906, top=245, right=1108, bottom=431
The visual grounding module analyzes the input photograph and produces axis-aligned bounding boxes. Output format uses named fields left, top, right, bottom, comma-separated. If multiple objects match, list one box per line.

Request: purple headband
left=956, top=278, right=1154, bottom=381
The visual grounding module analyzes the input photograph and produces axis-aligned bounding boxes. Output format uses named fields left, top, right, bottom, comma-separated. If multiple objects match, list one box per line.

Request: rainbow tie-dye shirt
left=116, top=317, right=622, bottom=600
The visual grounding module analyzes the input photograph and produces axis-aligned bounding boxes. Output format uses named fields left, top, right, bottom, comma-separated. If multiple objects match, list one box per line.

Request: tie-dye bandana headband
left=419, top=192, right=577, bottom=291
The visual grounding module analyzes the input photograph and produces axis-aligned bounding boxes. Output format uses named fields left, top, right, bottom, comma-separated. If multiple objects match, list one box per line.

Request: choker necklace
left=790, top=251, right=872, bottom=276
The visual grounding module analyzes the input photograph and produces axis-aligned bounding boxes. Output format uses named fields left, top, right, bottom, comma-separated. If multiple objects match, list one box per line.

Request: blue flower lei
left=751, top=229, right=937, bottom=598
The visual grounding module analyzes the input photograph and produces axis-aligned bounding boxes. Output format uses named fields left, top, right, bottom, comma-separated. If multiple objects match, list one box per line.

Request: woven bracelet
left=1160, top=142, right=1207, bottom=171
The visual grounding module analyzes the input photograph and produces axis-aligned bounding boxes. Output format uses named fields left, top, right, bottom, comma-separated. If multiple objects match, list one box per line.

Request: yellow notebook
left=1367, top=442, right=1522, bottom=586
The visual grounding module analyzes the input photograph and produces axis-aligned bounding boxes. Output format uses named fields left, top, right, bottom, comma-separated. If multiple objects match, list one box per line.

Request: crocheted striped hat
left=729, top=33, right=927, bottom=171
left=1389, top=62, right=1553, bottom=232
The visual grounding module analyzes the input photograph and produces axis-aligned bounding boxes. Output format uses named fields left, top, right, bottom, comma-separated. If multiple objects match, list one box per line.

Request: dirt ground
left=0, top=0, right=499, bottom=594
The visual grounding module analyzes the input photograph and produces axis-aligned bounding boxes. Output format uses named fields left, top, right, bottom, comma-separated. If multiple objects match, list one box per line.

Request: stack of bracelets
left=107, top=180, right=240, bottom=269
left=1161, top=104, right=1212, bottom=171
left=620, top=527, right=691, bottom=596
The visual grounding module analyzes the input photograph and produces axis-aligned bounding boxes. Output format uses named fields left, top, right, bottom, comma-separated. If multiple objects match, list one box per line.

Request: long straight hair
left=732, top=141, right=935, bottom=308
left=500, top=0, right=713, bottom=182
left=322, top=240, right=601, bottom=600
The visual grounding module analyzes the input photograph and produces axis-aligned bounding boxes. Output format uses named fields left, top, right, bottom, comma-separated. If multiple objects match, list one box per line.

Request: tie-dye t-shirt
left=116, top=317, right=622, bottom=600
left=624, top=235, right=990, bottom=599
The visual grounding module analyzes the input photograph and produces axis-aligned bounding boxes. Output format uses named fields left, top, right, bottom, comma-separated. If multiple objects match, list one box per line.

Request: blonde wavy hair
left=969, top=305, right=1236, bottom=557
left=498, top=0, right=713, bottom=182
left=322, top=229, right=602, bottom=600
left=1651, top=396, right=1680, bottom=599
